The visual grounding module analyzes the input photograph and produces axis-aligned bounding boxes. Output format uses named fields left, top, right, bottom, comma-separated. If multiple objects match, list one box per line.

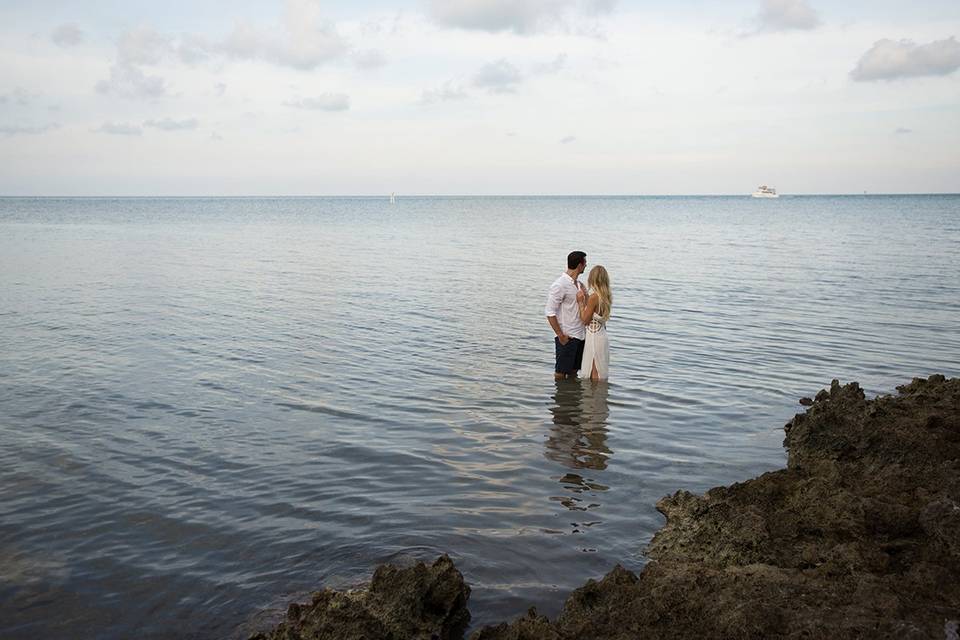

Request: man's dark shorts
left=555, top=336, right=585, bottom=375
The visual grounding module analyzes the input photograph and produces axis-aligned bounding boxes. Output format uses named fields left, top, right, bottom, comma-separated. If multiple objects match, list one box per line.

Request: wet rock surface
left=252, top=375, right=960, bottom=639
left=249, top=555, right=470, bottom=640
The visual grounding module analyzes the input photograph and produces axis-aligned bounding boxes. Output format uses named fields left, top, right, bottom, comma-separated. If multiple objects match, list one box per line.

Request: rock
left=469, top=374, right=960, bottom=639
left=252, top=375, right=960, bottom=640
left=469, top=608, right=559, bottom=640
left=249, top=555, right=470, bottom=640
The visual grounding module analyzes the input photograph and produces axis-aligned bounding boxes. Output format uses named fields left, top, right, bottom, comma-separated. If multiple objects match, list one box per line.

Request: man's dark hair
left=567, top=251, right=587, bottom=270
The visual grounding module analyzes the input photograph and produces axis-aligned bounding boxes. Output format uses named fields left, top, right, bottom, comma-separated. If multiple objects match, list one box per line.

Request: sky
left=1, top=0, right=958, bottom=195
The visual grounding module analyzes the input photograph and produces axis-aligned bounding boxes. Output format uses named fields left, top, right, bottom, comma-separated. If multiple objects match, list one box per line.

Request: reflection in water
left=546, top=380, right=612, bottom=536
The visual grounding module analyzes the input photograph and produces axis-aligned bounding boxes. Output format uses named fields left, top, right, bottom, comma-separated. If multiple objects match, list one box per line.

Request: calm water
left=1, top=195, right=958, bottom=638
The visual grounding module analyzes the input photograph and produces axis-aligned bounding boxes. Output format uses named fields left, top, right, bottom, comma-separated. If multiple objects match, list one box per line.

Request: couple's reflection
left=546, top=380, right=611, bottom=528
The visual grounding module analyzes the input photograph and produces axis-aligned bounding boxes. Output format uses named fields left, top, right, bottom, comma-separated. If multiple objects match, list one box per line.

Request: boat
left=752, top=185, right=779, bottom=198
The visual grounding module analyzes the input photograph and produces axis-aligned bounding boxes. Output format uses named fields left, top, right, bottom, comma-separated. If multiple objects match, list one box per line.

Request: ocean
left=1, top=195, right=958, bottom=638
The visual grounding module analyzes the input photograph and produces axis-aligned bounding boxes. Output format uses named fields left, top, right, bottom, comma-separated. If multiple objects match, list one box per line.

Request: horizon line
left=2, top=192, right=959, bottom=199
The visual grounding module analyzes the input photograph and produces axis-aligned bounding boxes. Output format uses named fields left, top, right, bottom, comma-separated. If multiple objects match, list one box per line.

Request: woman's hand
left=579, top=292, right=599, bottom=324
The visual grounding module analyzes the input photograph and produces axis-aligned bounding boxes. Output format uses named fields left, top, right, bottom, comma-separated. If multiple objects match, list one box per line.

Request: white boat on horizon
left=752, top=185, right=779, bottom=198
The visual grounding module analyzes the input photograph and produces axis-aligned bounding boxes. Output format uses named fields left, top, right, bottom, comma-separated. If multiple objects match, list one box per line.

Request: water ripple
left=1, top=195, right=958, bottom=638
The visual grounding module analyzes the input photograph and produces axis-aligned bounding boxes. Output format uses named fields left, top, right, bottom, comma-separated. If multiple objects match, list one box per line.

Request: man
left=545, top=251, right=588, bottom=380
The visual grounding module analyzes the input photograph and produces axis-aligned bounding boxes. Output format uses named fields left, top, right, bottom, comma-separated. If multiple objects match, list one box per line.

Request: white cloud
left=144, top=117, right=199, bottom=131
left=117, top=27, right=172, bottom=66
left=6, top=1, right=960, bottom=195
left=283, top=94, right=350, bottom=111
left=177, top=34, right=212, bottom=65
left=0, top=123, right=59, bottom=136
left=218, top=0, right=347, bottom=70
left=52, top=23, right=84, bottom=47
left=96, top=122, right=143, bottom=136
left=96, top=63, right=167, bottom=99
left=96, top=27, right=171, bottom=99
left=352, top=49, right=388, bottom=70
left=427, top=0, right=615, bottom=34
left=419, top=82, right=469, bottom=105
left=894, top=127, right=913, bottom=135
left=851, top=37, right=960, bottom=81
left=756, top=0, right=821, bottom=32
left=473, top=59, right=523, bottom=93
left=560, top=135, right=576, bottom=143
left=95, top=2, right=350, bottom=99
left=582, top=0, right=616, bottom=15
left=2, top=87, right=34, bottom=106
left=418, top=55, right=563, bottom=106
left=533, top=53, right=567, bottom=75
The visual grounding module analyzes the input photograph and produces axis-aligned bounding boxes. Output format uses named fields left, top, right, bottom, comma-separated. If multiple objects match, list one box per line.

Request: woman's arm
left=579, top=293, right=599, bottom=324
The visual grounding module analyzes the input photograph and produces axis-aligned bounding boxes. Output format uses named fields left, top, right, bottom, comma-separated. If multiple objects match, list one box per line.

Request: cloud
left=473, top=59, right=523, bottom=93
left=144, top=117, right=199, bottom=131
left=352, top=49, right=387, bottom=70
left=96, top=63, right=167, bottom=99
left=582, top=0, right=616, bottom=15
left=560, top=135, right=576, bottom=144
left=283, top=93, right=350, bottom=111
left=533, top=53, right=567, bottom=75
left=116, top=27, right=173, bottom=66
left=894, top=127, right=913, bottom=135
left=419, top=55, right=553, bottom=105
left=419, top=82, right=469, bottom=105
left=177, top=34, right=211, bottom=64
left=214, top=82, right=227, bottom=96
left=850, top=37, right=960, bottom=81
left=96, top=27, right=171, bottom=98
left=1, top=87, right=34, bottom=106
left=218, top=0, right=347, bottom=70
left=95, top=2, right=350, bottom=98
left=0, top=123, right=60, bottom=136
left=756, top=0, right=821, bottom=32
left=52, top=23, right=84, bottom=47
left=427, top=0, right=616, bottom=34
left=96, top=122, right=143, bottom=135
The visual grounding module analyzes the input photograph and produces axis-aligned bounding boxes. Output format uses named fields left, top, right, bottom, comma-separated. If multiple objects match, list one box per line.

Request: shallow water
left=1, top=195, right=958, bottom=638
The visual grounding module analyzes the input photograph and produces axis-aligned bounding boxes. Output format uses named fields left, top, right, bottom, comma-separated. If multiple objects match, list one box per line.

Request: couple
left=545, top=251, right=612, bottom=381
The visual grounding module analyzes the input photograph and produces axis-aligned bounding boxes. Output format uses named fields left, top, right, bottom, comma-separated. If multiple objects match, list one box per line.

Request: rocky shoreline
left=250, top=375, right=960, bottom=639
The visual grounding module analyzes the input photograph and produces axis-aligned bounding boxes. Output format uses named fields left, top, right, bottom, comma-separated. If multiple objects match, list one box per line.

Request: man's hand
left=557, top=333, right=569, bottom=345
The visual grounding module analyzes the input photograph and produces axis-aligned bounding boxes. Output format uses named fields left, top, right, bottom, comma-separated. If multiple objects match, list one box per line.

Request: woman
left=577, top=265, right=611, bottom=381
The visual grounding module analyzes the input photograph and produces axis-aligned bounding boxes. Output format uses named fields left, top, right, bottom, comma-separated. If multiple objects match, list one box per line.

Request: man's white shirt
left=545, top=273, right=586, bottom=340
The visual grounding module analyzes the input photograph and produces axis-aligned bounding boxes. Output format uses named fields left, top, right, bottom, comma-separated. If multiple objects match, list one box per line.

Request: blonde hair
left=588, top=265, right=612, bottom=321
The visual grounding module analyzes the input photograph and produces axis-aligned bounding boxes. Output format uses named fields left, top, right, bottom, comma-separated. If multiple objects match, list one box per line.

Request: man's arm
left=545, top=282, right=568, bottom=344
left=547, top=315, right=568, bottom=344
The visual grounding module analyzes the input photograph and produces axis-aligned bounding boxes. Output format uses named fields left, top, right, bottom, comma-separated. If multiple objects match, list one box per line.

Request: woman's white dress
left=581, top=306, right=609, bottom=380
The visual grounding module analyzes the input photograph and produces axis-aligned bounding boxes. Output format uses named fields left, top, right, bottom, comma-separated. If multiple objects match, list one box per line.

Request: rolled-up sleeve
left=545, top=281, right=563, bottom=317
